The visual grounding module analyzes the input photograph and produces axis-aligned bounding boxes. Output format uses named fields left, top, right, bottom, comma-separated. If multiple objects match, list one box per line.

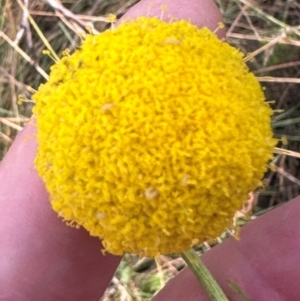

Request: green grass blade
left=272, top=103, right=300, bottom=122
left=272, top=117, right=300, bottom=128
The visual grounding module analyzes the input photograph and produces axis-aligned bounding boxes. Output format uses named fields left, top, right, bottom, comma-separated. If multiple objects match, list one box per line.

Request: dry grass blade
left=274, top=147, right=300, bottom=159
left=243, top=34, right=285, bottom=62
left=257, top=77, right=300, bottom=83
left=254, top=61, right=300, bottom=74
left=237, top=0, right=300, bottom=36
left=0, top=131, right=12, bottom=144
left=270, top=164, right=300, bottom=186
left=16, top=0, right=59, bottom=61
left=0, top=118, right=23, bottom=131
left=228, top=33, right=300, bottom=47
left=0, top=31, right=49, bottom=79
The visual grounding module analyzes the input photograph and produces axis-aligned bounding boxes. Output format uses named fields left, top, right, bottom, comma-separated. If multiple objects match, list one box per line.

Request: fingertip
left=121, top=0, right=225, bottom=38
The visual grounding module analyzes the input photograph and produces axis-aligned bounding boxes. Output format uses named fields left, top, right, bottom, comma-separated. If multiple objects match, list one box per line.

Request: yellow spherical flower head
left=33, top=17, right=276, bottom=257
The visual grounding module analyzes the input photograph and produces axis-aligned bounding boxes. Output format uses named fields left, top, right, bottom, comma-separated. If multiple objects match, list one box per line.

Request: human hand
left=0, top=0, right=224, bottom=300
left=154, top=195, right=300, bottom=301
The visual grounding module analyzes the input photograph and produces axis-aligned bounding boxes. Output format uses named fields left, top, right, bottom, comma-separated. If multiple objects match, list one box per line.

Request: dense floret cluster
left=34, top=17, right=276, bottom=257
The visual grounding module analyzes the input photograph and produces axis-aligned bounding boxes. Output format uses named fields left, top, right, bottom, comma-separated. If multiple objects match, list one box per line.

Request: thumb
left=0, top=124, right=121, bottom=301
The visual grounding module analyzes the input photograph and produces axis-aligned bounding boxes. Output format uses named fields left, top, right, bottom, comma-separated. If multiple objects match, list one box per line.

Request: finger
left=122, top=0, right=225, bottom=38
left=153, top=196, right=300, bottom=301
left=0, top=124, right=120, bottom=301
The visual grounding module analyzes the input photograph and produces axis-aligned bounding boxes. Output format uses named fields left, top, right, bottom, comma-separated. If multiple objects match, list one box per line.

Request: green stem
left=181, top=249, right=229, bottom=301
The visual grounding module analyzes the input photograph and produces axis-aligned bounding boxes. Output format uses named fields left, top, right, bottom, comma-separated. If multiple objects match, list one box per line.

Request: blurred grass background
left=0, top=0, right=300, bottom=300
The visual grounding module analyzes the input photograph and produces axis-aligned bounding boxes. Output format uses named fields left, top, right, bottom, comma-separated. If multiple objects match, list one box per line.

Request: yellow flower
left=33, top=17, right=276, bottom=257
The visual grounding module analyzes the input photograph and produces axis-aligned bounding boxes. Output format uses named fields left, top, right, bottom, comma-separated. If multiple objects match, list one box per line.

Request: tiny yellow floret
left=33, top=17, right=276, bottom=257
left=107, top=14, right=117, bottom=23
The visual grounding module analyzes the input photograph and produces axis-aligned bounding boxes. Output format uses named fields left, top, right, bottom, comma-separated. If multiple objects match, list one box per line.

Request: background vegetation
left=0, top=0, right=299, bottom=300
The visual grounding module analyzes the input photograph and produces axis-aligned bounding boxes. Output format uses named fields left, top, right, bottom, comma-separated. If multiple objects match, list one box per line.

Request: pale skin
left=1, top=1, right=300, bottom=301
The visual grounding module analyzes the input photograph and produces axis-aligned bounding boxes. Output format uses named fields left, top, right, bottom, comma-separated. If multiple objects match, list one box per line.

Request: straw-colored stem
left=181, top=249, right=229, bottom=301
